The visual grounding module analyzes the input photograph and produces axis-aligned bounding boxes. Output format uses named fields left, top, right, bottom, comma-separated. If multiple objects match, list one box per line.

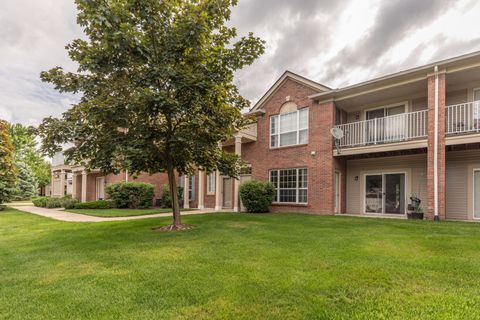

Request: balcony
left=446, top=101, right=480, bottom=145
left=446, top=101, right=480, bottom=135
left=333, top=110, right=428, bottom=155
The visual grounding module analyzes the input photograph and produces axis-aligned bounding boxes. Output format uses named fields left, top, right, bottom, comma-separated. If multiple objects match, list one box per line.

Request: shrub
left=239, top=180, right=275, bottom=213
left=160, top=184, right=183, bottom=208
left=73, top=200, right=111, bottom=209
left=46, top=197, right=63, bottom=208
left=63, top=197, right=80, bottom=209
left=32, top=196, right=49, bottom=207
left=105, top=182, right=155, bottom=209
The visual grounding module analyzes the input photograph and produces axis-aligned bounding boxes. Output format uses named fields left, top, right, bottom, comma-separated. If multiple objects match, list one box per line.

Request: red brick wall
left=426, top=72, right=446, bottom=220
left=240, top=79, right=335, bottom=214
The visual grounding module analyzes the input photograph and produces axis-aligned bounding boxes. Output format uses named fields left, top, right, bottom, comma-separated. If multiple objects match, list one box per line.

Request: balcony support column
left=427, top=67, right=446, bottom=221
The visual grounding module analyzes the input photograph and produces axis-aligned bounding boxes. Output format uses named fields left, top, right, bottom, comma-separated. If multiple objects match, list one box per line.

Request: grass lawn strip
left=1, top=207, right=480, bottom=319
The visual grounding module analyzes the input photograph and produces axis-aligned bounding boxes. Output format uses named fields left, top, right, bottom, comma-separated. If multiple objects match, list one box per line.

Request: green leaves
left=0, top=120, right=16, bottom=204
left=39, top=0, right=264, bottom=221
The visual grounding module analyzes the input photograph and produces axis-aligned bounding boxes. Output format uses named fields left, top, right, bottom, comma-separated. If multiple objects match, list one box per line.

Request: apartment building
left=51, top=51, right=480, bottom=220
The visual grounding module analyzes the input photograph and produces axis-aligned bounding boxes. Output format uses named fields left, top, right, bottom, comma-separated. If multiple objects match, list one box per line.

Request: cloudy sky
left=1, top=0, right=480, bottom=125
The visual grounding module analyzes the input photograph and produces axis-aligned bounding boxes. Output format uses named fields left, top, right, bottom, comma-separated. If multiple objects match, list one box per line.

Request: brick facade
left=239, top=79, right=338, bottom=214
left=426, top=71, right=446, bottom=220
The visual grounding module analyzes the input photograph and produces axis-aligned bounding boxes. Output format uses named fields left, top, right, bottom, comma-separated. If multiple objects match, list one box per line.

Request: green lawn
left=65, top=208, right=194, bottom=217
left=1, top=207, right=480, bottom=319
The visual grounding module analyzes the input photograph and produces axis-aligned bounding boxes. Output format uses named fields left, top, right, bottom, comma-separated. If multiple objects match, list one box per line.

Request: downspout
left=434, top=66, right=439, bottom=220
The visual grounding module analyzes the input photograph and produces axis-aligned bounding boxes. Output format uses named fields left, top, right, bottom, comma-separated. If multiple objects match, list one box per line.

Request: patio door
left=365, top=173, right=405, bottom=214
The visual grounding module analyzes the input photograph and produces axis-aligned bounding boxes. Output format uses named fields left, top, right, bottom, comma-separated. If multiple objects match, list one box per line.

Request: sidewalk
left=9, top=206, right=216, bottom=222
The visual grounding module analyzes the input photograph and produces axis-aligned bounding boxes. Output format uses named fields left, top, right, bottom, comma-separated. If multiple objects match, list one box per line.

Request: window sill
left=272, top=202, right=308, bottom=207
left=269, top=143, right=308, bottom=151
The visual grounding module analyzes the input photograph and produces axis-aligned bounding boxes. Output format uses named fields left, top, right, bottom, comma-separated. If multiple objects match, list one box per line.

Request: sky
left=1, top=0, right=480, bottom=126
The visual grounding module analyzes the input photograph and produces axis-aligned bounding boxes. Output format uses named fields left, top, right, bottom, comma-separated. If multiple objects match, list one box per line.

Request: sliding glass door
left=365, top=173, right=405, bottom=214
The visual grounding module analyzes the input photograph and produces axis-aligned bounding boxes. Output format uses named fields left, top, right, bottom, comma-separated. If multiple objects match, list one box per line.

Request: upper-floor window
left=270, top=108, right=308, bottom=148
left=474, top=88, right=480, bottom=101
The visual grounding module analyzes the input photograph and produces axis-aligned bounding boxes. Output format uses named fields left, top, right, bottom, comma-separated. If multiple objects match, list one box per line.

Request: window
left=270, top=108, right=308, bottom=148
left=269, top=168, right=308, bottom=204
left=207, top=172, right=215, bottom=195
left=474, top=88, right=480, bottom=101
left=179, top=175, right=195, bottom=200
left=188, top=176, right=195, bottom=200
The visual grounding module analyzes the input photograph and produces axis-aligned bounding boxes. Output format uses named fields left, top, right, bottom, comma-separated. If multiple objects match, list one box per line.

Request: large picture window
left=270, top=108, right=308, bottom=148
left=269, top=168, right=308, bottom=204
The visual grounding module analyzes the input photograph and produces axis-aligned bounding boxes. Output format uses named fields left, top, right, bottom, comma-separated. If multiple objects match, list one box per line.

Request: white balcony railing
left=334, top=110, right=428, bottom=148
left=446, top=101, right=480, bottom=135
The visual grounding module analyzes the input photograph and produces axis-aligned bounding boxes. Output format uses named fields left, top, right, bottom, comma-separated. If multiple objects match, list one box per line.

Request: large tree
left=0, top=120, right=16, bottom=207
left=38, top=0, right=264, bottom=229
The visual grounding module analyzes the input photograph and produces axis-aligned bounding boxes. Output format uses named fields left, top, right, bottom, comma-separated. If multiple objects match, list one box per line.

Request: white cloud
left=1, top=0, right=479, bottom=124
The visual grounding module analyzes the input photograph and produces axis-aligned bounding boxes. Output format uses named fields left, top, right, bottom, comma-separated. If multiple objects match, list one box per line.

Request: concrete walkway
left=9, top=206, right=217, bottom=223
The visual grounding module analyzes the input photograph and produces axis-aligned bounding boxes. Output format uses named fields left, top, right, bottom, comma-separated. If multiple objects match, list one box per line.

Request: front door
left=96, top=177, right=105, bottom=200
left=474, top=170, right=480, bottom=219
left=365, top=173, right=405, bottom=214
left=222, top=178, right=232, bottom=208
left=334, top=171, right=341, bottom=213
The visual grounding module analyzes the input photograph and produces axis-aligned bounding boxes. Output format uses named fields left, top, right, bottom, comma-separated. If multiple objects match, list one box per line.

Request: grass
left=1, top=207, right=480, bottom=319
left=65, top=208, right=194, bottom=217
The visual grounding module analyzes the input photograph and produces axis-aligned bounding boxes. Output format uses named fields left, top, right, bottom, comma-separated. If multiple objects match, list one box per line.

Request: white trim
left=362, top=171, right=408, bottom=216
left=473, top=168, right=480, bottom=220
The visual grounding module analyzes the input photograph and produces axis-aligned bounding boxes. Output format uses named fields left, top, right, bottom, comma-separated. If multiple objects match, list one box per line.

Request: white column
left=81, top=170, right=87, bottom=203
left=198, top=170, right=205, bottom=209
left=59, top=169, right=66, bottom=197
left=183, top=175, right=190, bottom=209
left=72, top=173, right=77, bottom=200
left=215, top=170, right=222, bottom=211
left=233, top=135, right=242, bottom=212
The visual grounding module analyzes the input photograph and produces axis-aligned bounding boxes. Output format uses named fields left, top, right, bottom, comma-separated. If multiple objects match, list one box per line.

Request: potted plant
left=408, top=207, right=424, bottom=220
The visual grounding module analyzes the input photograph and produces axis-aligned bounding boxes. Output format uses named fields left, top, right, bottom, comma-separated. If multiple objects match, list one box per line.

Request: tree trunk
left=167, top=162, right=181, bottom=226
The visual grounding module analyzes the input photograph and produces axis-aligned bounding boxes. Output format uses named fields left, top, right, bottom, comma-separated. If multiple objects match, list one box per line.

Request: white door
left=334, top=171, right=341, bottom=213
left=96, top=177, right=105, bottom=200
left=474, top=170, right=480, bottom=219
